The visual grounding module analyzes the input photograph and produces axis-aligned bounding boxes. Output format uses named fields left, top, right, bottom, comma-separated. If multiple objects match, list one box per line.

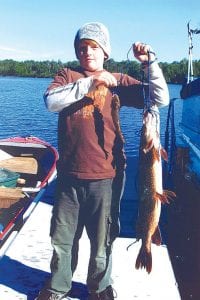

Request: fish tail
left=135, top=246, right=152, bottom=274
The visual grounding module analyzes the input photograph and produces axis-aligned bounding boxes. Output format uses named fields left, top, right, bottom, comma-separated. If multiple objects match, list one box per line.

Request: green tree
left=0, top=58, right=200, bottom=83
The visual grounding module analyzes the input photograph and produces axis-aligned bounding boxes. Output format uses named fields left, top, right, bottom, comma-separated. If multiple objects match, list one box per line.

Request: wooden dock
left=0, top=199, right=181, bottom=300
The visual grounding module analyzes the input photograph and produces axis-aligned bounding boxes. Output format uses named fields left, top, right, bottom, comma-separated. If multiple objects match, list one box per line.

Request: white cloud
left=0, top=45, right=32, bottom=55
left=0, top=45, right=69, bottom=61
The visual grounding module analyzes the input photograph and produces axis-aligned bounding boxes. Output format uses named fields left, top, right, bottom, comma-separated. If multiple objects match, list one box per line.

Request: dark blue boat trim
left=180, top=77, right=200, bottom=99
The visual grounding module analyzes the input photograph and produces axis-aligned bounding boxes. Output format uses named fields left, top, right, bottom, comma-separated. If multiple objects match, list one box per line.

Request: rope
left=143, top=51, right=151, bottom=110
left=126, top=45, right=156, bottom=112
left=142, top=50, right=158, bottom=112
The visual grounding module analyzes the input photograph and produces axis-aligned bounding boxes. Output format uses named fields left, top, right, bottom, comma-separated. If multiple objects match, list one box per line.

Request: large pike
left=135, top=107, right=175, bottom=274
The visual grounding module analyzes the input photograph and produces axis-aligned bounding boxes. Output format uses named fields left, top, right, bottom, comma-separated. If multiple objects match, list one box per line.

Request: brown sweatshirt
left=47, top=67, right=145, bottom=179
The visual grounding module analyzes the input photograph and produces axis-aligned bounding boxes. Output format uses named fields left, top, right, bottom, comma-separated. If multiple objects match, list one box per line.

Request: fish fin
left=156, top=190, right=176, bottom=204
left=161, top=147, right=168, bottom=161
left=156, top=192, right=170, bottom=204
left=163, top=190, right=176, bottom=203
left=152, top=226, right=162, bottom=245
left=143, top=139, right=154, bottom=153
left=135, top=246, right=152, bottom=274
left=154, top=148, right=161, bottom=161
left=164, top=190, right=176, bottom=198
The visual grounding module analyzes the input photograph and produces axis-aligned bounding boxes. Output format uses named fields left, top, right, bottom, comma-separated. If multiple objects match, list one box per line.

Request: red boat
left=0, top=136, right=58, bottom=246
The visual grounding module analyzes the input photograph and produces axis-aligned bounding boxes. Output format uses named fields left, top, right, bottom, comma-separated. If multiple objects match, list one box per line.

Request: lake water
left=0, top=76, right=183, bottom=156
left=0, top=76, right=184, bottom=238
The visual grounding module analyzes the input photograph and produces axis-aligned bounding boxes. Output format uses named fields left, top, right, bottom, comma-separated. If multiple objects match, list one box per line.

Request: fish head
left=141, top=108, right=161, bottom=152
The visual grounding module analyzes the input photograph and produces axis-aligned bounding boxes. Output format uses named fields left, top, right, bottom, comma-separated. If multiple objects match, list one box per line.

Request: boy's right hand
left=91, top=71, right=117, bottom=90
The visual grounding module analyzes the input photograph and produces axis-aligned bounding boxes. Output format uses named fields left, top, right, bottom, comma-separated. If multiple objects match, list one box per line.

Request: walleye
left=135, top=107, right=175, bottom=274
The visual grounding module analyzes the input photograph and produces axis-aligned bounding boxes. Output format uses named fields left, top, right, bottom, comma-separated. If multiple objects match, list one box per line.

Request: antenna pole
left=187, top=22, right=194, bottom=83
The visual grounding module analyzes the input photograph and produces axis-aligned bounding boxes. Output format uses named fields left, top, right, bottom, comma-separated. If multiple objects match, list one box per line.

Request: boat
left=0, top=136, right=58, bottom=248
left=164, top=22, right=200, bottom=299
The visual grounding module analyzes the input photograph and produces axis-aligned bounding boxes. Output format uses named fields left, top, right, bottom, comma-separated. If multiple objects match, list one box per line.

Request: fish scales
left=135, top=109, right=175, bottom=274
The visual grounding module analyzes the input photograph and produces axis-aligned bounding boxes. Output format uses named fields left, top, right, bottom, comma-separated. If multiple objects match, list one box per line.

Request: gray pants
left=48, top=173, right=125, bottom=294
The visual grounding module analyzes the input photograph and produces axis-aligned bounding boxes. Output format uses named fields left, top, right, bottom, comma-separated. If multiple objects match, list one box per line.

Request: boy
left=35, top=22, right=169, bottom=300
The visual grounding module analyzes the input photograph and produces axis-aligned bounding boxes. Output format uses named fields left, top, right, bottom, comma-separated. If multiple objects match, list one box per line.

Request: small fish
left=111, top=93, right=125, bottom=144
left=135, top=108, right=175, bottom=274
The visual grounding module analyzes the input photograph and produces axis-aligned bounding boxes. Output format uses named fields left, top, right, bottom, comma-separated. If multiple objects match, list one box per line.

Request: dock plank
left=0, top=201, right=181, bottom=300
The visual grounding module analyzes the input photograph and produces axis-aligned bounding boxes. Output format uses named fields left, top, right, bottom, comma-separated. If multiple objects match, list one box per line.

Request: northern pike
left=135, top=108, right=175, bottom=274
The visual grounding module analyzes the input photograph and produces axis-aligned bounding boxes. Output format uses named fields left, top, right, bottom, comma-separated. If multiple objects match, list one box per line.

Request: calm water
left=0, top=76, right=183, bottom=239
left=0, top=76, right=183, bottom=155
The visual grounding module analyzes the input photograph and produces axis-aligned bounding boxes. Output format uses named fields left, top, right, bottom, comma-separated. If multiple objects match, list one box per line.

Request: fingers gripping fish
left=135, top=107, right=175, bottom=274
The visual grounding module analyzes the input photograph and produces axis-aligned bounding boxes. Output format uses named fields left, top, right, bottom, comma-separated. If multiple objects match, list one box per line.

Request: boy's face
left=77, top=39, right=105, bottom=72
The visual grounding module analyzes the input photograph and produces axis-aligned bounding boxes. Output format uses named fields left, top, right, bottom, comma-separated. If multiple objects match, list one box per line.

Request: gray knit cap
left=74, top=22, right=111, bottom=60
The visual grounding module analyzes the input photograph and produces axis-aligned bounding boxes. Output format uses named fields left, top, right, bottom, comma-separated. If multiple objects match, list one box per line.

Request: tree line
left=0, top=58, right=200, bottom=84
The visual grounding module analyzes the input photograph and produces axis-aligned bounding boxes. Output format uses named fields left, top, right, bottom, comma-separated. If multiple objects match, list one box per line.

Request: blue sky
left=0, top=0, right=200, bottom=63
